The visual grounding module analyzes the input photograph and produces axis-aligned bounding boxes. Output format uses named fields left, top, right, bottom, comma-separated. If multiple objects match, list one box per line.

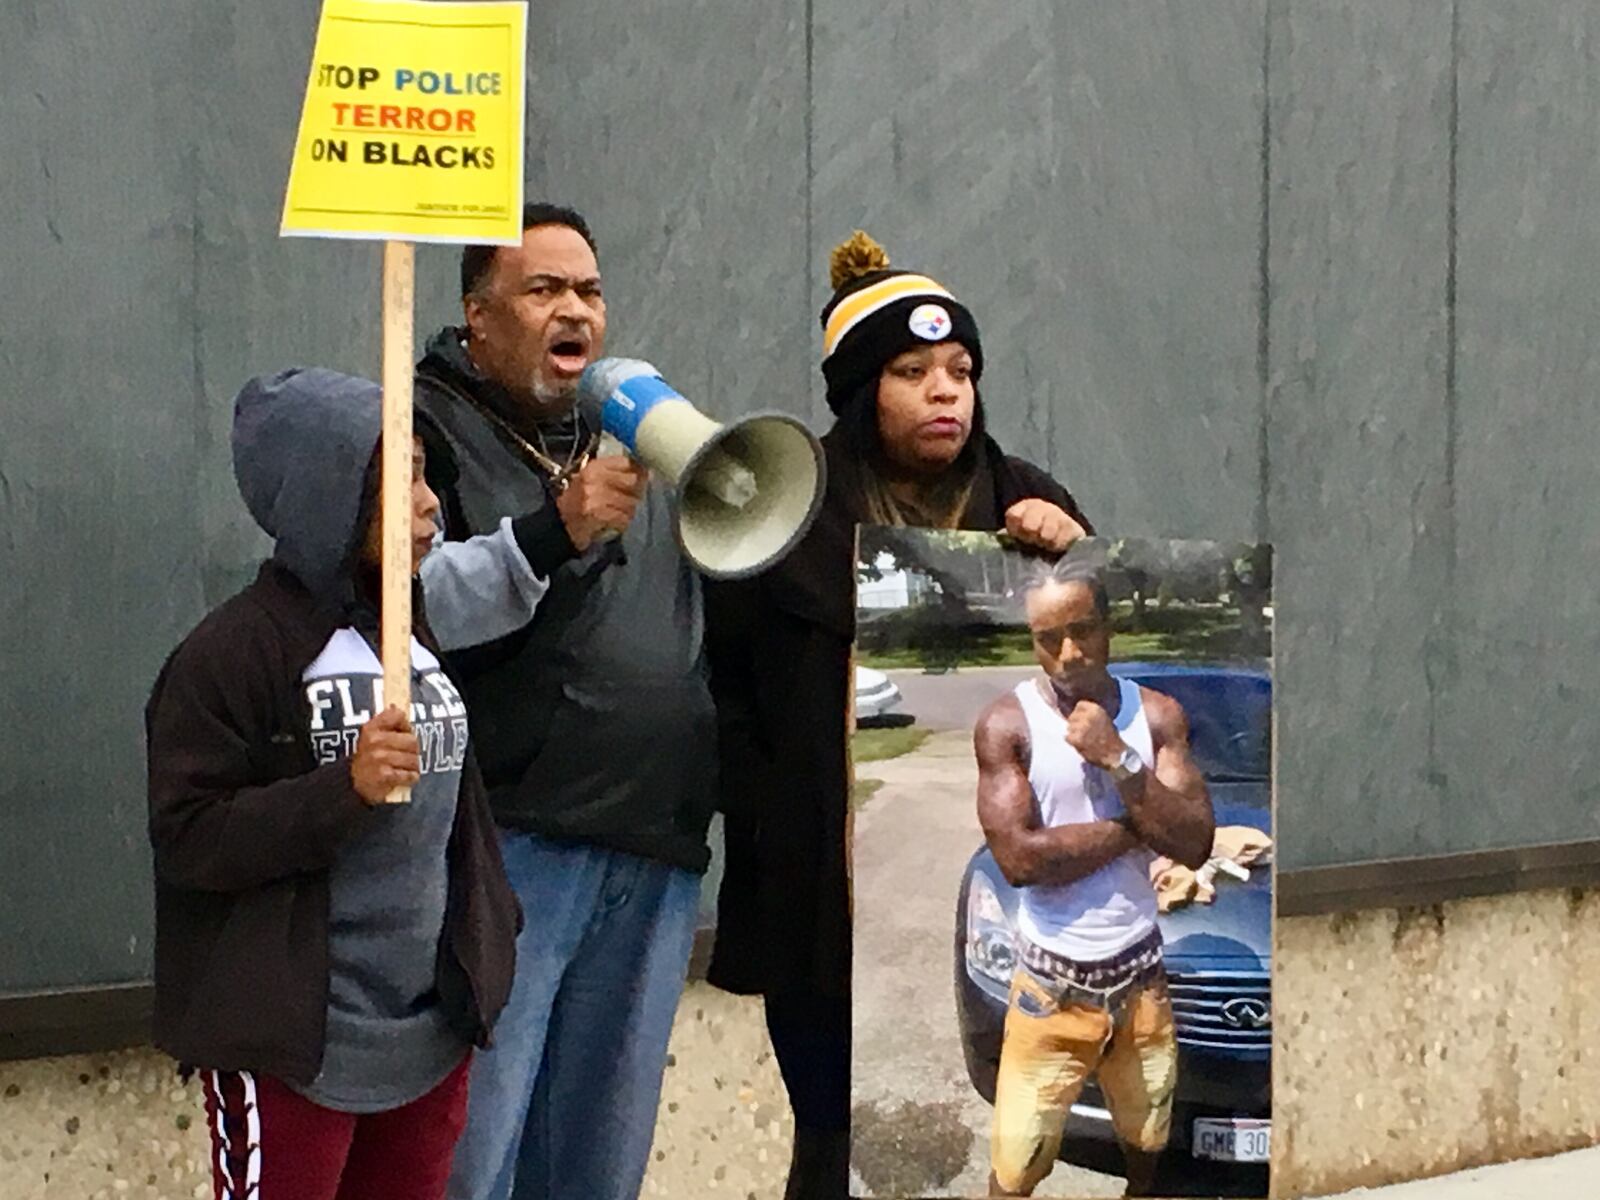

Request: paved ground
left=3, top=1020, right=1589, bottom=1200
left=640, top=984, right=793, bottom=1200
left=1319, top=1145, right=1600, bottom=1198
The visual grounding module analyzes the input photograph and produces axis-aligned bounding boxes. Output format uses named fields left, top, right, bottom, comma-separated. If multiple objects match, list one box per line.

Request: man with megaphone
left=409, top=203, right=720, bottom=1200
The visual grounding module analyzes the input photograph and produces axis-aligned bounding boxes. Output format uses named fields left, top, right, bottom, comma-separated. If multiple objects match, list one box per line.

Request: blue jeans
left=446, top=830, right=700, bottom=1200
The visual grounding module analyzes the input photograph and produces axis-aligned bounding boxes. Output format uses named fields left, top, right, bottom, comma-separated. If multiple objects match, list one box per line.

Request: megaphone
left=577, top=358, right=826, bottom=579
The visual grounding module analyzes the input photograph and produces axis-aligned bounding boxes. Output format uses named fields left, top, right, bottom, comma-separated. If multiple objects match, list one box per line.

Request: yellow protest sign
left=281, top=0, right=526, bottom=245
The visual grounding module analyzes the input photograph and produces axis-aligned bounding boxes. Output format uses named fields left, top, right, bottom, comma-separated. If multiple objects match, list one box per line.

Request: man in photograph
left=973, top=557, right=1214, bottom=1197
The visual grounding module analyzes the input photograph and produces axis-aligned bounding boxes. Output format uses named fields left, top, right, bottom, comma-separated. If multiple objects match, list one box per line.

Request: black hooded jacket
left=144, top=368, right=520, bottom=1083
left=413, top=329, right=717, bottom=873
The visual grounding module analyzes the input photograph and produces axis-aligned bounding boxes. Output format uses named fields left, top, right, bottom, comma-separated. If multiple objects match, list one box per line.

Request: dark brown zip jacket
left=145, top=561, right=521, bottom=1083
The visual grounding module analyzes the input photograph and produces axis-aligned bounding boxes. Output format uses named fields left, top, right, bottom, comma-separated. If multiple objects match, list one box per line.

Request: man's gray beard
left=527, top=372, right=580, bottom=421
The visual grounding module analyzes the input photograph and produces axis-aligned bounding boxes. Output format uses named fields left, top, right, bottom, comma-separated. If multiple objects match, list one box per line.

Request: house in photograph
left=857, top=551, right=937, bottom=610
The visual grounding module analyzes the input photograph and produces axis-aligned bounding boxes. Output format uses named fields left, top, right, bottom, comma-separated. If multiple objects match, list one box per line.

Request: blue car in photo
left=954, top=662, right=1271, bottom=1192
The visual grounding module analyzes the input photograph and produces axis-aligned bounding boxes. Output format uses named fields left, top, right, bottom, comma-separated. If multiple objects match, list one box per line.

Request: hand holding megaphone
left=577, top=358, right=826, bottom=579
left=553, top=453, right=649, bottom=552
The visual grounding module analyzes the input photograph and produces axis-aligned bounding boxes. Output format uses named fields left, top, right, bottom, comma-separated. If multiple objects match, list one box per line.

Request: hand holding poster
left=281, top=0, right=526, bottom=799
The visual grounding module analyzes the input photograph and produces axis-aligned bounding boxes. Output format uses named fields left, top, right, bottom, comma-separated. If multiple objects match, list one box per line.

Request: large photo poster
left=849, top=531, right=1272, bottom=1199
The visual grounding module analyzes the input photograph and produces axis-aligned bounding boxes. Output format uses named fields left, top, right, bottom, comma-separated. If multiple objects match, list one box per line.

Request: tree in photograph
left=857, top=528, right=1019, bottom=672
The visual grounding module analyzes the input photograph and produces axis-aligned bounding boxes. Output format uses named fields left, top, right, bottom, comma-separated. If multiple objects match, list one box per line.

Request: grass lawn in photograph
left=854, top=725, right=933, bottom=764
left=850, top=725, right=934, bottom=811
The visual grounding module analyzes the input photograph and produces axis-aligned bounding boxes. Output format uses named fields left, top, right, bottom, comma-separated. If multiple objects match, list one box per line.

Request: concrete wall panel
left=1267, top=1, right=1456, bottom=871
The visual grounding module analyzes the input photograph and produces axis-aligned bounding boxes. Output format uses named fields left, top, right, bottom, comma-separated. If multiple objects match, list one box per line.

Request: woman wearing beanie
left=705, top=234, right=1093, bottom=1199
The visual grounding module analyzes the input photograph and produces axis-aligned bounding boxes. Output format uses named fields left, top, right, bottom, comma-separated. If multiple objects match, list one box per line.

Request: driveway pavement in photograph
left=876, top=666, right=1034, bottom=734
left=850, top=729, right=1123, bottom=1198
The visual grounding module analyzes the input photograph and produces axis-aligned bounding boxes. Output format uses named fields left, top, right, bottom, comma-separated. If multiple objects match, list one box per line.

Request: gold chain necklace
left=456, top=387, right=597, bottom=494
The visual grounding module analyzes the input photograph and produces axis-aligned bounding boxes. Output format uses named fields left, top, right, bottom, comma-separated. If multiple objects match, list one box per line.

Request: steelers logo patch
left=908, top=303, right=952, bottom=341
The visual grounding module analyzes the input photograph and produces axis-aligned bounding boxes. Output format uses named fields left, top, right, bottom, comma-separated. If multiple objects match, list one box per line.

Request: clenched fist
left=1004, top=500, right=1086, bottom=553
left=350, top=706, right=422, bottom=805
left=1065, top=699, right=1126, bottom=772
left=556, top=455, right=649, bottom=551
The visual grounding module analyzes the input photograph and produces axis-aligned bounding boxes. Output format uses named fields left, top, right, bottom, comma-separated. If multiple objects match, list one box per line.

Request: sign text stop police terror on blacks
left=311, top=64, right=502, bottom=169
left=281, top=0, right=525, bottom=243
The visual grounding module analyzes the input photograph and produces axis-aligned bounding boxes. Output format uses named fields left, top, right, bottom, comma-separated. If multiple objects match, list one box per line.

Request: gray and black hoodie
left=145, top=367, right=519, bottom=1087
left=416, top=328, right=717, bottom=873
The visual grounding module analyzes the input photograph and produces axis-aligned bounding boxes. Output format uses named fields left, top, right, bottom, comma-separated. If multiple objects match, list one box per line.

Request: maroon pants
left=199, top=1055, right=470, bottom=1200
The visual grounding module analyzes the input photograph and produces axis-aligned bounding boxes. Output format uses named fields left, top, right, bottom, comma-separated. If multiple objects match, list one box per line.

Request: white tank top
left=1013, top=676, right=1159, bottom=962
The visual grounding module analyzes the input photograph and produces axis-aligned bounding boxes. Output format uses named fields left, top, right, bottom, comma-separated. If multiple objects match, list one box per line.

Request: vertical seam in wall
left=1256, top=0, right=1273, bottom=547
left=1425, top=0, right=1461, bottom=818
left=1446, top=0, right=1459, bottom=516
left=1447, top=0, right=1461, bottom=747
left=804, top=0, right=816, bottom=413
left=1045, top=6, right=1062, bottom=481
left=191, top=151, right=204, bottom=457
left=187, top=4, right=208, bottom=600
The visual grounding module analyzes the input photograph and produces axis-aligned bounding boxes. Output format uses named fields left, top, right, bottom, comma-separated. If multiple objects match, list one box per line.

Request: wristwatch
left=1109, top=745, right=1146, bottom=783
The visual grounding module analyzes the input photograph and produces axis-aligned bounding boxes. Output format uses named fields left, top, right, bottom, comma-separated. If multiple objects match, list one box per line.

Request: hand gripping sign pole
left=281, top=0, right=527, bottom=801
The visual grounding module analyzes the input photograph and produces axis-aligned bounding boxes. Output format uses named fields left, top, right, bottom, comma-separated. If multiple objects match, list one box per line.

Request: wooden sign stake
left=381, top=239, right=415, bottom=804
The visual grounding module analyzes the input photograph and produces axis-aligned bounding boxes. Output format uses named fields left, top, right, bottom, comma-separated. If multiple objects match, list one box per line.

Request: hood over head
left=232, top=367, right=383, bottom=605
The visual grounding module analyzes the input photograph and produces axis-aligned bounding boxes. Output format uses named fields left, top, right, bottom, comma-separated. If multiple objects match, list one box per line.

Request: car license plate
left=1192, top=1117, right=1270, bottom=1163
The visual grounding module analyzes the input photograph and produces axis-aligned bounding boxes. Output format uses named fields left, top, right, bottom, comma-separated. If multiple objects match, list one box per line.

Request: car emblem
left=1220, top=997, right=1270, bottom=1029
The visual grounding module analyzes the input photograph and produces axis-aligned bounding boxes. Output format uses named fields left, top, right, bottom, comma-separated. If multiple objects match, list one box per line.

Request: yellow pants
left=989, top=963, right=1178, bottom=1194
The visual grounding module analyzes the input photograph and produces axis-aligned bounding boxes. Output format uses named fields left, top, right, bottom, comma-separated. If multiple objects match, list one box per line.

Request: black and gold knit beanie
left=818, top=231, right=983, bottom=414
